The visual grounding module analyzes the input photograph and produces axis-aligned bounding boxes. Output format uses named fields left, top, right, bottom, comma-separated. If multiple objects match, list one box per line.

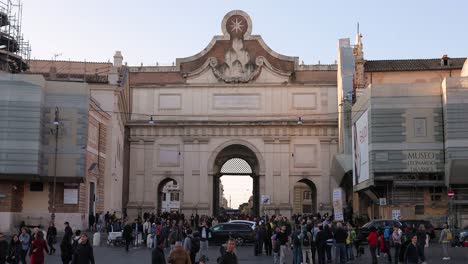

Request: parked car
left=228, top=220, right=256, bottom=230
left=400, top=220, right=436, bottom=239
left=359, top=220, right=402, bottom=242
left=209, top=223, right=255, bottom=245
left=458, top=229, right=468, bottom=244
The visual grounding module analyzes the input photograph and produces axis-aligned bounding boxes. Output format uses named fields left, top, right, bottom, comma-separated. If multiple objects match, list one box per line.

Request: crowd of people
left=0, top=211, right=456, bottom=264
left=0, top=221, right=94, bottom=264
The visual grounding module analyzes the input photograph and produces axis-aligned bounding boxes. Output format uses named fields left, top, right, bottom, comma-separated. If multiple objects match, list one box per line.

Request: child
left=379, top=232, right=388, bottom=258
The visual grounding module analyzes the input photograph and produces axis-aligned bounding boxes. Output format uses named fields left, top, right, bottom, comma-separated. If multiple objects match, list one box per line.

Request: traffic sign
left=448, top=189, right=455, bottom=199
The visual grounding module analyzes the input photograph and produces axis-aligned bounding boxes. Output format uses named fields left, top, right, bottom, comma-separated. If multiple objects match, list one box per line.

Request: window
left=30, top=182, right=43, bottom=192
left=415, top=205, right=425, bottom=215
left=430, top=187, right=443, bottom=201
left=170, top=192, right=179, bottom=201
left=302, top=204, right=312, bottom=214
left=303, top=191, right=311, bottom=200
left=162, top=193, right=166, bottom=201
left=414, top=118, right=427, bottom=137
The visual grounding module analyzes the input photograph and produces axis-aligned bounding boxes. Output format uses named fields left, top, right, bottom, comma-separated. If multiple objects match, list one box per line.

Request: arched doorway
left=292, top=179, right=317, bottom=214
left=212, top=144, right=260, bottom=217
left=157, top=178, right=179, bottom=214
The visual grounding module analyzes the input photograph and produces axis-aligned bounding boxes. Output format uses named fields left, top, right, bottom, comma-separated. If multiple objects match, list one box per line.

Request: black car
left=209, top=223, right=255, bottom=245
left=400, top=220, right=436, bottom=239
left=359, top=220, right=402, bottom=242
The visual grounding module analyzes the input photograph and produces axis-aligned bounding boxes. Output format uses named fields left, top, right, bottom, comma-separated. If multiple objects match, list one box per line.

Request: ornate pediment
left=179, top=10, right=298, bottom=84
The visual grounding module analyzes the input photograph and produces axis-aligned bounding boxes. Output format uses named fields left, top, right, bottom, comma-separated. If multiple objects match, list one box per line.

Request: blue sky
left=23, top=0, right=467, bottom=65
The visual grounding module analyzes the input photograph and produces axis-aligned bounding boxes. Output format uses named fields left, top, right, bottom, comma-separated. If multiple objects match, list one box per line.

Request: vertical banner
left=352, top=109, right=369, bottom=186
left=333, top=188, right=344, bottom=221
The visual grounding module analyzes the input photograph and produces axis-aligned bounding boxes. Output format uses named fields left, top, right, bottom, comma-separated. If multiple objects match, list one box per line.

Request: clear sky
left=221, top=176, right=252, bottom=209
left=22, top=0, right=467, bottom=65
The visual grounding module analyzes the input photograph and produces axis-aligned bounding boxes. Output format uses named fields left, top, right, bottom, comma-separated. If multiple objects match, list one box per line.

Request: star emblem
left=230, top=18, right=244, bottom=34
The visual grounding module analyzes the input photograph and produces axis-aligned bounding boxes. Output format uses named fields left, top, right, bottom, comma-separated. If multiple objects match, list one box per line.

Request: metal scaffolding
left=0, top=0, right=30, bottom=72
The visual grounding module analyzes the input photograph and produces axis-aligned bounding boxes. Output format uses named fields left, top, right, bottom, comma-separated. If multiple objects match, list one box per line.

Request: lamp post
left=51, top=107, right=59, bottom=224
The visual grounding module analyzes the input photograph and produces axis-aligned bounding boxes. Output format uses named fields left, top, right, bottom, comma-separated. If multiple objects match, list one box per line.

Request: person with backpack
left=383, top=222, right=392, bottom=263
left=189, top=232, right=200, bottom=264
left=345, top=223, right=355, bottom=262
left=439, top=224, right=452, bottom=261
left=300, top=224, right=313, bottom=264
left=310, top=222, right=319, bottom=264
left=271, top=227, right=280, bottom=264
left=391, top=224, right=403, bottom=264
left=292, top=224, right=302, bottom=264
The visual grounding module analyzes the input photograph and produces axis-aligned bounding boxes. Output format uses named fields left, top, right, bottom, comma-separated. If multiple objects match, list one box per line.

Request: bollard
left=93, top=232, right=101, bottom=246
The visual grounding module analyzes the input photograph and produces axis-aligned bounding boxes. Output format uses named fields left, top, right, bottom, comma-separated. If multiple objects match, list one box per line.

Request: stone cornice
left=128, top=124, right=338, bottom=140
left=130, top=82, right=336, bottom=89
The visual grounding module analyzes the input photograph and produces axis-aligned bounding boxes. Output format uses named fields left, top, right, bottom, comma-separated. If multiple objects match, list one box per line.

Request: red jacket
left=367, top=231, right=378, bottom=247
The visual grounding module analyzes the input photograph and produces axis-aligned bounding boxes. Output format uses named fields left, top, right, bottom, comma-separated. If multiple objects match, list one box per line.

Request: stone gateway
left=125, top=10, right=339, bottom=218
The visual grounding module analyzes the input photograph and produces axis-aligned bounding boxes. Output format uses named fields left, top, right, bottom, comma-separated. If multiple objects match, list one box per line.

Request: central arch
left=211, top=144, right=261, bottom=216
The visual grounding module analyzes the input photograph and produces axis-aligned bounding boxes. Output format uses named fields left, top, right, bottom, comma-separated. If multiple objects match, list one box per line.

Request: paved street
left=41, top=243, right=467, bottom=264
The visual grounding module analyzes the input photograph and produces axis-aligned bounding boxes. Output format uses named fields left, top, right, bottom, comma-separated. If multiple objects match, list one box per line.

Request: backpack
left=302, top=231, right=310, bottom=247
left=446, top=230, right=452, bottom=241
left=273, top=237, right=281, bottom=253
left=293, top=231, right=301, bottom=246
left=191, top=236, right=200, bottom=254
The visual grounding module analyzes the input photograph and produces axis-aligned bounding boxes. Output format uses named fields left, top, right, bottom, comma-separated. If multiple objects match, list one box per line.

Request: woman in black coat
left=7, top=235, right=21, bottom=264
left=60, top=234, right=73, bottom=264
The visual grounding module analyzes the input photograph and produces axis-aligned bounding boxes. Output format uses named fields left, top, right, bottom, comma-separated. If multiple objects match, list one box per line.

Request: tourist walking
left=123, top=222, right=133, bottom=252
left=198, top=222, right=210, bottom=258
left=391, top=224, right=403, bottom=264
left=292, top=224, right=302, bottom=264
left=189, top=232, right=200, bottom=264
left=47, top=222, right=57, bottom=255
left=404, top=235, right=420, bottom=264
left=60, top=233, right=73, bottom=264
left=345, top=223, right=355, bottom=262
left=30, top=231, right=49, bottom=264
left=0, top=233, right=8, bottom=264
left=299, top=224, right=313, bottom=264
left=152, top=237, right=166, bottom=264
left=217, top=239, right=238, bottom=264
left=366, top=227, right=378, bottom=264
left=64, top=222, right=73, bottom=238
left=316, top=225, right=327, bottom=264
left=383, top=222, right=392, bottom=263
left=278, top=225, right=292, bottom=264
left=439, top=224, right=452, bottom=261
left=71, top=234, right=95, bottom=264
left=415, top=224, right=427, bottom=263
left=167, top=241, right=191, bottom=264
left=7, top=234, right=21, bottom=264
left=334, top=222, right=347, bottom=264
left=18, top=227, right=30, bottom=264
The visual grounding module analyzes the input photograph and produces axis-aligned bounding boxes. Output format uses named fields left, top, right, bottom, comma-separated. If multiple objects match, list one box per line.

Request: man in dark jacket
left=152, top=237, right=166, bottom=264
left=123, top=222, right=133, bottom=252
left=218, top=239, right=238, bottom=264
left=71, top=234, right=95, bottom=264
left=334, top=222, right=348, bottom=264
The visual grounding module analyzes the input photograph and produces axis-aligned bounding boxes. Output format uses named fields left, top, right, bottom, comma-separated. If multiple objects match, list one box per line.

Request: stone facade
left=126, top=10, right=339, bottom=219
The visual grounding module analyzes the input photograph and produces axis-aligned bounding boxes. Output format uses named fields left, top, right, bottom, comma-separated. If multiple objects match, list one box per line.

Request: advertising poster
left=333, top=188, right=344, bottom=221
left=352, top=109, right=369, bottom=185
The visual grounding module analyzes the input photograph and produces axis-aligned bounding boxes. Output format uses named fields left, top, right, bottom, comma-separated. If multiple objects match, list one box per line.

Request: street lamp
left=51, top=107, right=60, bottom=224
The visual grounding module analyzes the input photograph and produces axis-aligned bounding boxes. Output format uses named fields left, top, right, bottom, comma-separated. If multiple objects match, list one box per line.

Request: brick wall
left=0, top=181, right=24, bottom=212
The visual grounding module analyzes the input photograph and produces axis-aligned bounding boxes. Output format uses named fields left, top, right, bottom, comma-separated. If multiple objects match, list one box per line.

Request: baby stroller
left=107, top=231, right=125, bottom=246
